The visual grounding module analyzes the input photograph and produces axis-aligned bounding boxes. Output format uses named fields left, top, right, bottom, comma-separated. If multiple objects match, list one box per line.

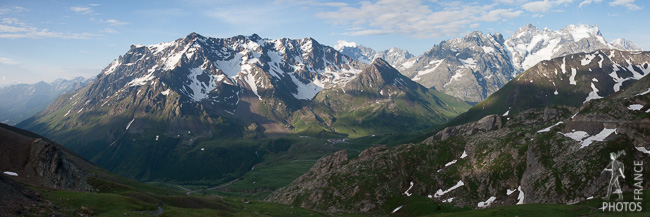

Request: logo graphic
left=599, top=150, right=644, bottom=212
left=602, top=150, right=626, bottom=201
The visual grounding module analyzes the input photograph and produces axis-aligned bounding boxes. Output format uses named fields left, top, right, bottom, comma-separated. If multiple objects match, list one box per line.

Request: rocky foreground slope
left=0, top=123, right=93, bottom=216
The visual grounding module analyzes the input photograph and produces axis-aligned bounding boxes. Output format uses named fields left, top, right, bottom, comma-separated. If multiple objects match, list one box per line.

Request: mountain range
left=17, top=33, right=469, bottom=182
left=0, top=77, right=92, bottom=125
left=335, top=40, right=415, bottom=71
left=338, top=24, right=641, bottom=103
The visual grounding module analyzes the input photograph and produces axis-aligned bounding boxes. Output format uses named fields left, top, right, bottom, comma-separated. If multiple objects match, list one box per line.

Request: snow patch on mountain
left=482, top=46, right=495, bottom=53
left=581, top=54, right=596, bottom=66
left=584, top=82, right=602, bottom=103
left=125, top=119, right=135, bottom=130
left=413, top=60, right=443, bottom=81
left=628, top=104, right=643, bottom=111
left=403, top=181, right=414, bottom=197
left=636, top=88, right=650, bottom=96
left=215, top=53, right=243, bottom=78
left=568, top=68, right=578, bottom=85
left=434, top=180, right=464, bottom=198
left=127, top=71, right=156, bottom=87
left=290, top=73, right=323, bottom=100
left=103, top=59, right=120, bottom=75
left=538, top=121, right=563, bottom=133
left=185, top=67, right=218, bottom=101
left=477, top=196, right=497, bottom=208
left=561, top=128, right=617, bottom=149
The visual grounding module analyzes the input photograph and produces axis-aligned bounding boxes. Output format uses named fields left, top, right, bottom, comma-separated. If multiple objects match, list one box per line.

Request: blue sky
left=0, top=0, right=648, bottom=85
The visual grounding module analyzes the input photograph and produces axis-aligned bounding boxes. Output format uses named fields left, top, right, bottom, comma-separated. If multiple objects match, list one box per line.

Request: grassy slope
left=39, top=168, right=325, bottom=217
left=293, top=87, right=470, bottom=138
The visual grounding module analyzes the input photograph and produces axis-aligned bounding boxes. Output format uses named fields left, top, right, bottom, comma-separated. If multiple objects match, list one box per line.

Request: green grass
left=210, top=160, right=317, bottom=200
left=46, top=191, right=159, bottom=217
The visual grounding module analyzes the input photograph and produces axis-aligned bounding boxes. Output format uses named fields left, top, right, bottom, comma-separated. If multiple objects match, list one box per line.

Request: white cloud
left=101, top=28, right=118, bottom=34
left=481, top=9, right=523, bottom=22
left=0, top=57, right=18, bottom=65
left=106, top=19, right=128, bottom=26
left=522, top=0, right=553, bottom=12
left=70, top=6, right=93, bottom=15
left=0, top=18, right=96, bottom=39
left=579, top=0, right=603, bottom=7
left=521, top=0, right=579, bottom=13
left=609, top=0, right=641, bottom=10
left=317, top=0, right=522, bottom=38
left=275, top=0, right=349, bottom=7
left=89, top=4, right=101, bottom=7
left=342, top=29, right=394, bottom=36
left=0, top=6, right=27, bottom=15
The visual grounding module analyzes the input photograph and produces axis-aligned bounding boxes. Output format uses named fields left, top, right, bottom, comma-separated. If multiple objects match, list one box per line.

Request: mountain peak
left=465, top=31, right=484, bottom=38
left=248, top=33, right=262, bottom=41
left=345, top=57, right=419, bottom=93
left=369, top=57, right=390, bottom=68
left=185, top=32, right=204, bottom=40
left=514, top=24, right=538, bottom=34
left=609, top=38, right=641, bottom=51
left=560, top=24, right=602, bottom=41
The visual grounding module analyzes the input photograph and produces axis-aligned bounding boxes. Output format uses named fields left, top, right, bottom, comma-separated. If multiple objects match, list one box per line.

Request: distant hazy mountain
left=334, top=40, right=415, bottom=70
left=0, top=77, right=92, bottom=125
left=608, top=38, right=640, bottom=51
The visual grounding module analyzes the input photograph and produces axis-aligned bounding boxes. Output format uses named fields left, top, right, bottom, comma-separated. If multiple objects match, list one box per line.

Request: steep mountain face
left=451, top=49, right=650, bottom=125
left=292, top=59, right=471, bottom=136
left=17, top=33, right=468, bottom=182
left=267, top=62, right=650, bottom=214
left=335, top=40, right=415, bottom=70
left=401, top=31, right=515, bottom=103
left=0, top=77, right=92, bottom=125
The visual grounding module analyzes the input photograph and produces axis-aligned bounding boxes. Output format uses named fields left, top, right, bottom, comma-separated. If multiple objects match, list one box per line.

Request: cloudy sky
left=0, top=0, right=647, bottom=85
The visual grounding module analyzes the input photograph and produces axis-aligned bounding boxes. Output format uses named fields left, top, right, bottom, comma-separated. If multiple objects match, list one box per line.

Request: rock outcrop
left=0, top=123, right=91, bottom=191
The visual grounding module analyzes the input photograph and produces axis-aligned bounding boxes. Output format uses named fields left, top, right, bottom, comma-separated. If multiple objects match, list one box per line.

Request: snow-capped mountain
left=452, top=49, right=650, bottom=125
left=20, top=33, right=369, bottom=139
left=335, top=40, right=414, bottom=70
left=400, top=23, right=641, bottom=103
left=400, top=31, right=515, bottom=103
left=17, top=33, right=469, bottom=182
left=608, top=38, right=640, bottom=51
left=506, top=24, right=617, bottom=71
left=0, top=77, right=92, bottom=125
